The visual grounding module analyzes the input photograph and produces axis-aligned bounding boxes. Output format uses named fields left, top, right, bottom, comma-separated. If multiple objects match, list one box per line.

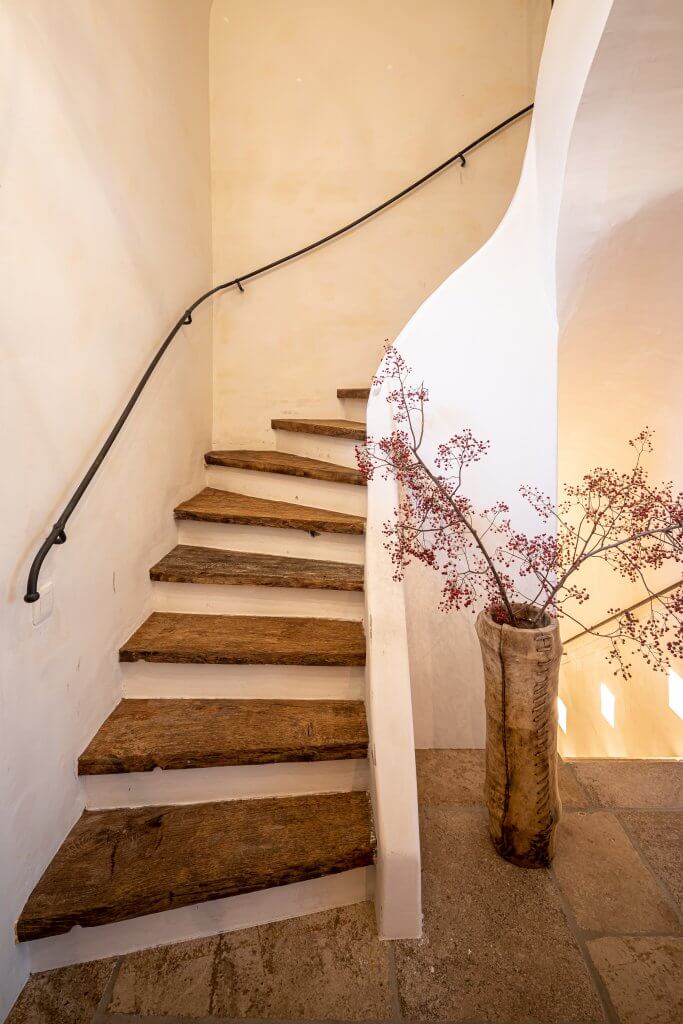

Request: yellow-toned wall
left=556, top=0, right=683, bottom=757
left=0, top=1, right=212, bottom=1012
left=209, top=0, right=550, bottom=447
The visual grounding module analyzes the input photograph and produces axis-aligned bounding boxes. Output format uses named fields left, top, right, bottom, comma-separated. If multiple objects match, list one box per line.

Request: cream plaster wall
left=209, top=0, right=550, bottom=448
left=556, top=0, right=683, bottom=757
left=0, top=1, right=212, bottom=1014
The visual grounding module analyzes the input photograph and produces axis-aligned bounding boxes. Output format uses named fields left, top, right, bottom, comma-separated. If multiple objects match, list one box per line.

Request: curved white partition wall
left=364, top=3, right=621, bottom=888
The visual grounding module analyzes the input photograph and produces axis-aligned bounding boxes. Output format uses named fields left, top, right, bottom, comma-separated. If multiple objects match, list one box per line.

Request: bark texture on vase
left=476, top=606, right=563, bottom=868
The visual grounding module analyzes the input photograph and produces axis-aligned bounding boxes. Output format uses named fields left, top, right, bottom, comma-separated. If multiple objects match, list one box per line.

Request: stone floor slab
left=416, top=749, right=589, bottom=810
left=553, top=812, right=679, bottom=933
left=569, top=760, right=682, bottom=809
left=6, top=958, right=115, bottom=1024
left=394, top=805, right=606, bottom=1023
left=619, top=811, right=683, bottom=915
left=587, top=936, right=683, bottom=1024
left=210, top=903, right=392, bottom=1020
left=109, top=903, right=391, bottom=1020
left=109, top=935, right=219, bottom=1017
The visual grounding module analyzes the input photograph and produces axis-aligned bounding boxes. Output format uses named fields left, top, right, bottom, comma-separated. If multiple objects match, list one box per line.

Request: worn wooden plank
left=174, top=488, right=365, bottom=535
left=16, top=792, right=374, bottom=941
left=271, top=418, right=366, bottom=441
left=337, top=388, right=370, bottom=400
left=78, top=698, right=369, bottom=775
left=149, top=545, right=364, bottom=590
left=205, top=450, right=366, bottom=486
left=120, top=613, right=366, bottom=666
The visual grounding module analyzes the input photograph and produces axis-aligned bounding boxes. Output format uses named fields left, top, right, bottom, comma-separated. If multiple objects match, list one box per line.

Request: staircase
left=17, top=388, right=375, bottom=950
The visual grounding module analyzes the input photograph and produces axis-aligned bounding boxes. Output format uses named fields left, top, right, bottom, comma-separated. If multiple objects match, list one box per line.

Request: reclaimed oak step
left=175, top=488, right=364, bottom=535
left=16, top=791, right=374, bottom=941
left=271, top=418, right=366, bottom=441
left=78, top=698, right=369, bottom=775
left=120, top=613, right=366, bottom=666
left=150, top=545, right=364, bottom=590
left=337, top=388, right=370, bottom=400
left=205, top=449, right=365, bottom=486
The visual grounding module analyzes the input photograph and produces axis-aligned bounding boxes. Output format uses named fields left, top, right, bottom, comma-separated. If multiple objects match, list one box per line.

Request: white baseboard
left=26, top=866, right=375, bottom=972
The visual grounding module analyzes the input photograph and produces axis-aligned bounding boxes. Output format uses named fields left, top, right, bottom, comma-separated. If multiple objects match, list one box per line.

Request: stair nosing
left=271, top=418, right=366, bottom=442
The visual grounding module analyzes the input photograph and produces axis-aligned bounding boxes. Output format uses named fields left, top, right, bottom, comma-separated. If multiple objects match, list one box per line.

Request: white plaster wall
left=378, top=0, right=615, bottom=748
left=209, top=0, right=549, bottom=449
left=555, top=0, right=683, bottom=757
left=0, top=2, right=212, bottom=1014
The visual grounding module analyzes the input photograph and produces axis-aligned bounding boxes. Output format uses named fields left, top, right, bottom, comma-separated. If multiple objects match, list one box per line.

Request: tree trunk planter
left=476, top=605, right=563, bottom=868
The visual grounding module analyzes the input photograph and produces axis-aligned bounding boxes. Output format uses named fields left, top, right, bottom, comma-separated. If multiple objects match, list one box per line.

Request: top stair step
left=175, top=488, right=364, bottom=535
left=271, top=419, right=366, bottom=441
left=16, top=791, right=374, bottom=941
left=337, top=388, right=370, bottom=400
left=206, top=450, right=365, bottom=486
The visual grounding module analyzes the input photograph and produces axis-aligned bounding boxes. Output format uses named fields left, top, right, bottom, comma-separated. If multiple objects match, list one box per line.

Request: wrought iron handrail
left=24, top=104, right=533, bottom=602
left=564, top=578, right=682, bottom=645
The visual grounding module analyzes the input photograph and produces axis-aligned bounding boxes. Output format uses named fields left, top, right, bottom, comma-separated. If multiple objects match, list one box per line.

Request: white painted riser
left=177, top=520, right=365, bottom=563
left=151, top=580, right=363, bottom=619
left=82, top=758, right=369, bottom=810
left=338, top=398, right=367, bottom=422
left=274, top=430, right=360, bottom=469
left=26, top=866, right=374, bottom=972
left=121, top=662, right=366, bottom=700
left=205, top=464, right=367, bottom=516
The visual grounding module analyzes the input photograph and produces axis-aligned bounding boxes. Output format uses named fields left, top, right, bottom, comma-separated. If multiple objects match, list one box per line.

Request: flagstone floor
left=7, top=753, right=682, bottom=1024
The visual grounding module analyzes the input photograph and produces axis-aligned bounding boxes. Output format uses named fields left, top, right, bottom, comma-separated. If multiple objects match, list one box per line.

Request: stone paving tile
left=109, top=935, right=218, bottom=1017
left=619, top=810, right=683, bottom=915
left=394, top=805, right=606, bottom=1023
left=569, top=759, right=683, bottom=809
left=416, top=749, right=589, bottom=810
left=587, top=936, right=683, bottom=1024
left=210, top=903, right=392, bottom=1020
left=553, top=811, right=679, bottom=934
left=6, top=958, right=115, bottom=1024
left=108, top=903, right=391, bottom=1020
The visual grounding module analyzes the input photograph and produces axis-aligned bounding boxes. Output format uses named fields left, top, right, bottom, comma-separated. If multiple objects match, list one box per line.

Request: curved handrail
left=24, top=104, right=534, bottom=602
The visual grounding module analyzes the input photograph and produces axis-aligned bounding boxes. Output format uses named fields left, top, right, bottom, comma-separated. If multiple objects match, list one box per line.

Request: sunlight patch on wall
left=600, top=682, right=616, bottom=728
left=668, top=667, right=683, bottom=721
left=557, top=696, right=568, bottom=734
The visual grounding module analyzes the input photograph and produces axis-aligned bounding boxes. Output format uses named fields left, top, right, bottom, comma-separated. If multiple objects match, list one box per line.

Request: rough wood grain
left=205, top=450, right=366, bottom=486
left=337, top=388, right=370, bottom=400
left=175, top=488, right=365, bottom=535
left=120, top=613, right=366, bottom=666
left=16, top=792, right=374, bottom=941
left=271, top=419, right=367, bottom=441
left=78, top=698, right=369, bottom=774
left=150, top=545, right=364, bottom=590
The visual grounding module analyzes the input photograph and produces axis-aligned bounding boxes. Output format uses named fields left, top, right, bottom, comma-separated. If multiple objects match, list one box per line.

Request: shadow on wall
left=558, top=195, right=683, bottom=758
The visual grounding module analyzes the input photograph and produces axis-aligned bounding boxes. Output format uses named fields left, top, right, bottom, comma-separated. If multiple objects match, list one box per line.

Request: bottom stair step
left=16, top=792, right=374, bottom=942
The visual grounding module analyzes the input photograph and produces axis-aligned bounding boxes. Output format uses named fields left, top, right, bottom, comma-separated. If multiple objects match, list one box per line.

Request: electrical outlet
left=32, top=581, right=54, bottom=626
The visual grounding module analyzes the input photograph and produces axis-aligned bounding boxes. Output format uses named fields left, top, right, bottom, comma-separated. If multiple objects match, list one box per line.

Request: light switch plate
left=32, top=581, right=54, bottom=626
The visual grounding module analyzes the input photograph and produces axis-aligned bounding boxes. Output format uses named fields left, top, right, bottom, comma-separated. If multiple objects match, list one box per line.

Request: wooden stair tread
left=120, top=613, right=366, bottom=666
left=16, top=792, right=373, bottom=941
left=337, top=388, right=370, bottom=400
left=271, top=418, right=366, bottom=441
left=79, top=698, right=368, bottom=774
left=205, top=449, right=365, bottom=486
left=150, top=545, right=364, bottom=590
left=175, top=488, right=364, bottom=535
